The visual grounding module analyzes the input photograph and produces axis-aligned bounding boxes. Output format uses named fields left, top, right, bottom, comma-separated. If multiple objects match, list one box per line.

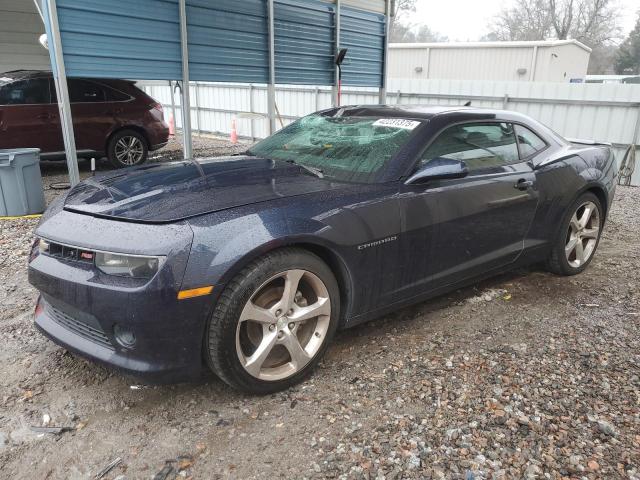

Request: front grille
left=45, top=303, right=114, bottom=350
left=44, top=241, right=95, bottom=264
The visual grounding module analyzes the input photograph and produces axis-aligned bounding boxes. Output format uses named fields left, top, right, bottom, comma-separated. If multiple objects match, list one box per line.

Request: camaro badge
left=357, top=236, right=398, bottom=251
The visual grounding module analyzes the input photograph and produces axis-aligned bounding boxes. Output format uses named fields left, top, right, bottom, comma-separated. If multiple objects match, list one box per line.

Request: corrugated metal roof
left=0, top=0, right=51, bottom=72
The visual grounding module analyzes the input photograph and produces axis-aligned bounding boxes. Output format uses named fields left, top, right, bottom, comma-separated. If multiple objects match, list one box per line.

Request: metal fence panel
left=186, top=0, right=269, bottom=83
left=55, top=0, right=182, bottom=80
left=274, top=0, right=336, bottom=85
left=339, top=6, right=385, bottom=87
left=51, top=0, right=385, bottom=87
left=141, top=78, right=640, bottom=185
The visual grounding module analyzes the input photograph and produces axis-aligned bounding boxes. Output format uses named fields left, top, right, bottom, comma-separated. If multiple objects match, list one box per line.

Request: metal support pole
left=169, top=80, right=177, bottom=131
left=44, top=0, right=80, bottom=185
left=267, top=0, right=277, bottom=134
left=249, top=84, right=255, bottom=141
left=33, top=0, right=44, bottom=21
left=332, top=0, right=341, bottom=107
left=378, top=0, right=391, bottom=104
left=529, top=46, right=538, bottom=81
left=424, top=47, right=431, bottom=78
left=314, top=87, right=320, bottom=112
left=633, top=105, right=640, bottom=146
left=502, top=94, right=510, bottom=110
left=194, top=81, right=201, bottom=136
left=179, top=0, right=193, bottom=159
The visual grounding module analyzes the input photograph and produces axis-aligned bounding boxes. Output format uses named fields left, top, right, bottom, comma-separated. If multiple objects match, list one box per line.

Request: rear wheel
left=546, top=192, right=603, bottom=276
left=107, top=129, right=148, bottom=168
left=206, top=248, right=339, bottom=394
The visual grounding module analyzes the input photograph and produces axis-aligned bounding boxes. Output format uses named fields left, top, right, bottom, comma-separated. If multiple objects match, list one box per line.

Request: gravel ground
left=0, top=138, right=638, bottom=479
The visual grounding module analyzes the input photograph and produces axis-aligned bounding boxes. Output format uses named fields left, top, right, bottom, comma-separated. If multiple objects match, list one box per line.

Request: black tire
left=107, top=129, right=148, bottom=168
left=546, top=192, right=603, bottom=276
left=206, top=248, right=340, bottom=394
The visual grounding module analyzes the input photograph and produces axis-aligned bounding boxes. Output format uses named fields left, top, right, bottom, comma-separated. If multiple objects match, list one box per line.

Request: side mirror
left=405, top=157, right=468, bottom=184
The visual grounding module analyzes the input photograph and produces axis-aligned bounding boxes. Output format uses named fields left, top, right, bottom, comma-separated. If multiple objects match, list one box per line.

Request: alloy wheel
left=236, top=269, right=331, bottom=381
left=114, top=136, right=144, bottom=166
left=565, top=200, right=600, bottom=268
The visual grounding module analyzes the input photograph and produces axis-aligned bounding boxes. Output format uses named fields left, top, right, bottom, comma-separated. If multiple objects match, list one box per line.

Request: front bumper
left=33, top=292, right=210, bottom=383
left=28, top=211, right=213, bottom=383
left=150, top=141, right=169, bottom=151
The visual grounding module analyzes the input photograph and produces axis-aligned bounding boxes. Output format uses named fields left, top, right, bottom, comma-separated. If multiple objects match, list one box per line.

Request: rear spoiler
left=566, top=138, right=612, bottom=147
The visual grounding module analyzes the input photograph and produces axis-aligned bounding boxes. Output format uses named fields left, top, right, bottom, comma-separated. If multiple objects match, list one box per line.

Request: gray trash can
left=0, top=148, right=46, bottom=217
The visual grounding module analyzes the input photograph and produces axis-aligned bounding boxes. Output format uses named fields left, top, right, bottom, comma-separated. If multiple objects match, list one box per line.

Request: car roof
left=336, top=104, right=468, bottom=120
left=336, top=104, right=541, bottom=125
left=0, top=70, right=136, bottom=87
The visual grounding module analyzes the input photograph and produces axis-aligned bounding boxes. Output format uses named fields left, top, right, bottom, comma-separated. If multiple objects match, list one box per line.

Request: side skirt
left=343, top=245, right=549, bottom=329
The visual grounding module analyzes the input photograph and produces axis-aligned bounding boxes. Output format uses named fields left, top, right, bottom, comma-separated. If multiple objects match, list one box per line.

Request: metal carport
left=33, top=0, right=390, bottom=185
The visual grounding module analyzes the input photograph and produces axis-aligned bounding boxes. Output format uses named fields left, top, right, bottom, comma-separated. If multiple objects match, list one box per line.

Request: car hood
left=63, top=156, right=345, bottom=223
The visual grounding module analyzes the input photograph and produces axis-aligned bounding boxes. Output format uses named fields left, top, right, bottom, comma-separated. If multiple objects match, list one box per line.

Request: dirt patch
left=1, top=142, right=638, bottom=479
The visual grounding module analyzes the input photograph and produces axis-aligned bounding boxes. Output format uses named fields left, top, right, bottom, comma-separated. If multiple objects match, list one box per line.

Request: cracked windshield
left=249, top=114, right=421, bottom=183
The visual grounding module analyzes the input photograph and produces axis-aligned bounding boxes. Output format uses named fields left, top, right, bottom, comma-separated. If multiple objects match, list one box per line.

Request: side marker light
left=177, top=286, right=214, bottom=300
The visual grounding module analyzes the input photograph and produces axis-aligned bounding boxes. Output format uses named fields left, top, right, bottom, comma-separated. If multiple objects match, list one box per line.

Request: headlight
left=38, top=238, right=50, bottom=254
left=29, top=237, right=46, bottom=263
left=95, top=252, right=164, bottom=279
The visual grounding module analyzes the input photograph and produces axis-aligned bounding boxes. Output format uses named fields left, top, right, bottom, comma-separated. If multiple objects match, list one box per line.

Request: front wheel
left=107, top=129, right=148, bottom=168
left=546, top=192, right=603, bottom=276
left=206, top=248, right=340, bottom=394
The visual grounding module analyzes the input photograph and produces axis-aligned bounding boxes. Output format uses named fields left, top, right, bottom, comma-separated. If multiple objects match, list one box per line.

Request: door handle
left=514, top=179, right=534, bottom=190
left=36, top=113, right=50, bottom=120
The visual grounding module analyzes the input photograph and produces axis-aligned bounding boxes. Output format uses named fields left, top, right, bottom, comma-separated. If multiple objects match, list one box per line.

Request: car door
left=49, top=78, right=112, bottom=153
left=0, top=77, right=58, bottom=153
left=398, top=121, right=539, bottom=294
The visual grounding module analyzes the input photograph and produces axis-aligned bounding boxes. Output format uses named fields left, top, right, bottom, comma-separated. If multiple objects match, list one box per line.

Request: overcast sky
left=410, top=0, right=639, bottom=43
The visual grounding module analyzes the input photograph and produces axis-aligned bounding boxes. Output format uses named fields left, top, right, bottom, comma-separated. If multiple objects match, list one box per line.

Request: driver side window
left=420, top=122, right=519, bottom=172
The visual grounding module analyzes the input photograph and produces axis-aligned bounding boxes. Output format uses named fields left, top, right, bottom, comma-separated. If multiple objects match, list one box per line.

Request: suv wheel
left=107, top=129, right=148, bottom=168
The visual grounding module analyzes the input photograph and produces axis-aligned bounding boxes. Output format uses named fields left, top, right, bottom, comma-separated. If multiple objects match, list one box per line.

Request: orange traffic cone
left=168, top=112, right=175, bottom=136
left=230, top=118, right=238, bottom=144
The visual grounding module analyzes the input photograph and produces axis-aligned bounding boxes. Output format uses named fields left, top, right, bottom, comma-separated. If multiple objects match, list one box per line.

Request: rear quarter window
left=68, top=79, right=106, bottom=103
left=103, top=85, right=132, bottom=102
left=515, top=125, right=547, bottom=158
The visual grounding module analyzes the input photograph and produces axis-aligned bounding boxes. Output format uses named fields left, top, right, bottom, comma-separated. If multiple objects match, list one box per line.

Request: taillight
left=151, top=102, right=164, bottom=120
left=34, top=297, right=43, bottom=317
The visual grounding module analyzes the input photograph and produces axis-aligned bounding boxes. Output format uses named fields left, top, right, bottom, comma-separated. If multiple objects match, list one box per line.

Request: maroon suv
left=0, top=70, right=169, bottom=168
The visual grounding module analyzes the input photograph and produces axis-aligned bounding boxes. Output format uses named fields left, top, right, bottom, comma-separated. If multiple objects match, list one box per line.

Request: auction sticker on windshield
left=372, top=118, right=420, bottom=130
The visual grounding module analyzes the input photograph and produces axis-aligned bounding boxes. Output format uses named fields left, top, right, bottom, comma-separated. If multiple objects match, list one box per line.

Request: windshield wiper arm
left=232, top=149, right=256, bottom=156
left=285, top=159, right=324, bottom=178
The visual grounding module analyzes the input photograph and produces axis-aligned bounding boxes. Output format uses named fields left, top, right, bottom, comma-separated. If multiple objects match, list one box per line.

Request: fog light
left=114, top=324, right=136, bottom=348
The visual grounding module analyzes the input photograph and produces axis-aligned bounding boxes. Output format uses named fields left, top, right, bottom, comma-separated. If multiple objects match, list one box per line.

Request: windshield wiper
left=232, top=149, right=256, bottom=156
left=285, top=159, right=324, bottom=178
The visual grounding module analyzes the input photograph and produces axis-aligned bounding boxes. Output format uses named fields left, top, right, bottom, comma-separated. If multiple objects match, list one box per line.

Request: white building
left=388, top=40, right=592, bottom=83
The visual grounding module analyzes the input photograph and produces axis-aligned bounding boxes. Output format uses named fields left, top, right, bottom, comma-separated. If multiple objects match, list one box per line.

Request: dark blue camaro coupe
left=29, top=105, right=617, bottom=393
